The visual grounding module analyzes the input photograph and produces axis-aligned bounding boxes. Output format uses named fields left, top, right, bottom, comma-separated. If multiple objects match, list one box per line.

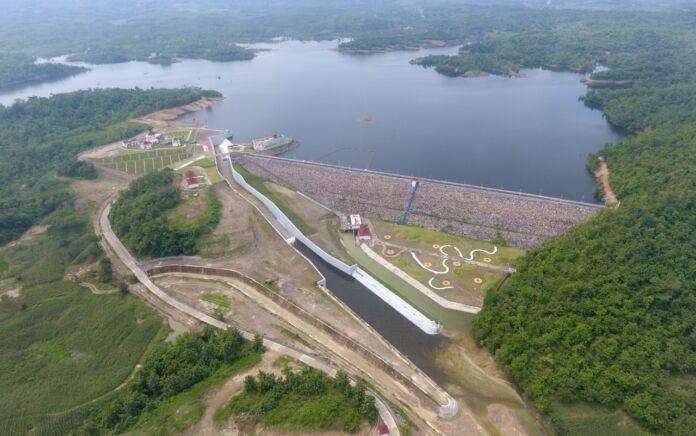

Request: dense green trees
left=0, top=87, right=219, bottom=245
left=0, top=54, right=87, bottom=90
left=110, top=169, right=222, bottom=258
left=466, top=12, right=696, bottom=434
left=222, top=367, right=378, bottom=432
left=89, top=327, right=263, bottom=433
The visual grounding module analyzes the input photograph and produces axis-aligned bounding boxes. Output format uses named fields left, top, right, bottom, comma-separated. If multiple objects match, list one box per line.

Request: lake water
left=0, top=40, right=622, bottom=201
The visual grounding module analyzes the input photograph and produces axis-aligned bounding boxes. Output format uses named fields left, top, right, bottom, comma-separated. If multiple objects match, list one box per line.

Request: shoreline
left=135, top=97, right=225, bottom=126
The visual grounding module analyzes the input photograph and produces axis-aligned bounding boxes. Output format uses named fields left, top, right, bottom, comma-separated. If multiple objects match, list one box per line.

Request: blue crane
left=400, top=179, right=419, bottom=225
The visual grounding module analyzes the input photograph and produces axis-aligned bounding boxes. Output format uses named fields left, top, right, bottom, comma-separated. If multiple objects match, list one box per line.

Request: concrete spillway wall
left=230, top=159, right=356, bottom=275
left=229, top=159, right=442, bottom=336
left=145, top=264, right=457, bottom=418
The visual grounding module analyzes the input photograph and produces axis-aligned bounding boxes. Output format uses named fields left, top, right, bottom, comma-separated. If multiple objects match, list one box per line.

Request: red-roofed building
left=185, top=170, right=199, bottom=189
left=357, top=225, right=372, bottom=240
left=377, top=422, right=389, bottom=435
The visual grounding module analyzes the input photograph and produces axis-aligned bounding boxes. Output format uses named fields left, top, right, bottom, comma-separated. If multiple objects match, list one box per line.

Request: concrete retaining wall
left=146, top=265, right=457, bottom=417
left=230, top=159, right=443, bottom=336
left=230, top=159, right=357, bottom=275
left=352, top=268, right=442, bottom=334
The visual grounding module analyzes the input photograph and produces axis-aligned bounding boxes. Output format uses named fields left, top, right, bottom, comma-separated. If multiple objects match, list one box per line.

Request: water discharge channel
left=294, top=241, right=449, bottom=384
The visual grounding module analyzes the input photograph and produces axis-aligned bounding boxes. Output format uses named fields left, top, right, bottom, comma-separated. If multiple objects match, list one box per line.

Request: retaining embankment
left=229, top=159, right=443, bottom=336
left=239, top=154, right=603, bottom=248
left=145, top=264, right=457, bottom=418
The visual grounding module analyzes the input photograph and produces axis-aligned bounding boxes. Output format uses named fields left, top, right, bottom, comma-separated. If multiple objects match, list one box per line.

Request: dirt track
left=594, top=156, right=620, bottom=207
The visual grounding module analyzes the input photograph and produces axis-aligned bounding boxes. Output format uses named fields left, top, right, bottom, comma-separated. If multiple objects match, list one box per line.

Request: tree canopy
left=0, top=87, right=220, bottom=245
left=110, top=169, right=221, bottom=258
left=466, top=11, right=696, bottom=435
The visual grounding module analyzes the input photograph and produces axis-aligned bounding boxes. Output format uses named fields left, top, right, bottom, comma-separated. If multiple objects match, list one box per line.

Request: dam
left=234, top=153, right=602, bottom=249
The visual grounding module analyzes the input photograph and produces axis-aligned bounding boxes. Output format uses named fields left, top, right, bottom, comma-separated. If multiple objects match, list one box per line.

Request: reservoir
left=0, top=40, right=621, bottom=201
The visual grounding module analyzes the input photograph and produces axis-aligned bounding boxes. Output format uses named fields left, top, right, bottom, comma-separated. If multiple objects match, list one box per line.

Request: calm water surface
left=0, top=40, right=622, bottom=200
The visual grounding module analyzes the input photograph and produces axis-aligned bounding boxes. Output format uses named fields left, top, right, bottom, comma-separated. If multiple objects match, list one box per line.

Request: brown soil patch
left=183, top=350, right=279, bottom=436
left=136, top=97, right=224, bottom=126
left=80, top=282, right=118, bottom=295
left=1, top=287, right=22, bottom=298
left=594, top=156, right=620, bottom=207
left=435, top=336, right=540, bottom=434
left=0, top=224, right=49, bottom=251
left=487, top=403, right=528, bottom=436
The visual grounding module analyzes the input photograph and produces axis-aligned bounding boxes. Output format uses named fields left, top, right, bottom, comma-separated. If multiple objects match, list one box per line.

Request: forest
left=219, top=366, right=378, bottom=432
left=0, top=87, right=219, bottom=246
left=110, top=169, right=221, bottom=258
left=464, top=8, right=696, bottom=436
left=0, top=54, right=86, bottom=90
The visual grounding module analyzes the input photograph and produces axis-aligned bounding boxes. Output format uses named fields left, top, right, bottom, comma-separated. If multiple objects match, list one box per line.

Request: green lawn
left=372, top=220, right=525, bottom=265
left=202, top=291, right=232, bottom=309
left=164, top=128, right=193, bottom=141
left=196, top=157, right=225, bottom=183
left=340, top=233, right=472, bottom=331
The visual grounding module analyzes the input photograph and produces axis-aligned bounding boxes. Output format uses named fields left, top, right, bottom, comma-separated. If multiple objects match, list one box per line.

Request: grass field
left=372, top=220, right=525, bottom=265
left=197, top=156, right=225, bottom=183
left=554, top=403, right=648, bottom=436
left=202, top=291, right=232, bottom=309
left=93, top=147, right=194, bottom=175
left=0, top=283, right=165, bottom=434
left=164, top=127, right=196, bottom=141
left=371, top=220, right=525, bottom=303
left=0, top=204, right=166, bottom=435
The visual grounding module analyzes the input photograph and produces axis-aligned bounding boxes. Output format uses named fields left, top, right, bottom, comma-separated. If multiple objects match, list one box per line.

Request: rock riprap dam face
left=239, top=155, right=601, bottom=249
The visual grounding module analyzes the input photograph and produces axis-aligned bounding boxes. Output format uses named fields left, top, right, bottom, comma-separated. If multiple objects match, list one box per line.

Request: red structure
left=185, top=170, right=199, bottom=188
left=377, top=422, right=389, bottom=435
left=357, top=225, right=372, bottom=240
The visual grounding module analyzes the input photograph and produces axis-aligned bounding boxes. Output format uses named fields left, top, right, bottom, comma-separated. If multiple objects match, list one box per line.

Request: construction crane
left=400, top=178, right=419, bottom=225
